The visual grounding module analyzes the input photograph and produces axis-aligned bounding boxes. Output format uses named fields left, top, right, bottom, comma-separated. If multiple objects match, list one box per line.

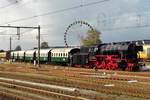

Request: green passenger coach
left=36, top=49, right=52, bottom=62
left=25, top=50, right=36, bottom=61
left=51, top=48, right=80, bottom=64
left=18, top=51, right=25, bottom=61
left=10, top=48, right=79, bottom=65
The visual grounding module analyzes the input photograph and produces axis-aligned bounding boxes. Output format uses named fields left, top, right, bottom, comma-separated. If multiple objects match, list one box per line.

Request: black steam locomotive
left=71, top=42, right=144, bottom=71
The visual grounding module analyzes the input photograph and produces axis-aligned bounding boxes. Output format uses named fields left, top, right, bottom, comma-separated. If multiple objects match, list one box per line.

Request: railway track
left=0, top=71, right=150, bottom=99
left=0, top=64, right=150, bottom=100
left=0, top=77, right=105, bottom=100
left=1, top=63, right=150, bottom=78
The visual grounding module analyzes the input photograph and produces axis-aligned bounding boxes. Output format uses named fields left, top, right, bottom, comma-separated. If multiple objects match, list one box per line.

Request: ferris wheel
left=64, top=21, right=94, bottom=47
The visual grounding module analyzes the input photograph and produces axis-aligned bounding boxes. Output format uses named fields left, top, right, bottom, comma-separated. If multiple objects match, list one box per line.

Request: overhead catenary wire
left=0, top=0, right=31, bottom=12
left=0, top=0, right=31, bottom=13
left=0, top=1, right=18, bottom=9
left=1, top=0, right=150, bottom=31
left=1, top=0, right=109, bottom=25
left=40, top=14, right=150, bottom=31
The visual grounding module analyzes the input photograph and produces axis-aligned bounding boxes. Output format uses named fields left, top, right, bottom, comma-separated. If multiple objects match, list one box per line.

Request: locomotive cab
left=71, top=46, right=96, bottom=67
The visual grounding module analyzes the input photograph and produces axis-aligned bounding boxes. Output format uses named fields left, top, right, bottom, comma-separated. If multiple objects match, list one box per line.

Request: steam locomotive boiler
left=94, top=43, right=144, bottom=71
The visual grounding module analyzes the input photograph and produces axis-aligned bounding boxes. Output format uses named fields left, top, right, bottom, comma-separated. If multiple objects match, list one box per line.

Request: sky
left=0, top=0, right=150, bottom=50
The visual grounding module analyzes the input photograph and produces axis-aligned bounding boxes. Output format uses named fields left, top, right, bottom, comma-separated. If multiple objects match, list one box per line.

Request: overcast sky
left=0, top=0, right=150, bottom=50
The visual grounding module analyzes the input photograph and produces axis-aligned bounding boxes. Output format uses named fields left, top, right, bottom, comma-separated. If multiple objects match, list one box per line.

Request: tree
left=0, top=50, right=4, bottom=52
left=41, top=42, right=49, bottom=49
left=81, top=29, right=102, bottom=46
left=33, top=47, right=38, bottom=49
left=15, top=45, right=21, bottom=51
